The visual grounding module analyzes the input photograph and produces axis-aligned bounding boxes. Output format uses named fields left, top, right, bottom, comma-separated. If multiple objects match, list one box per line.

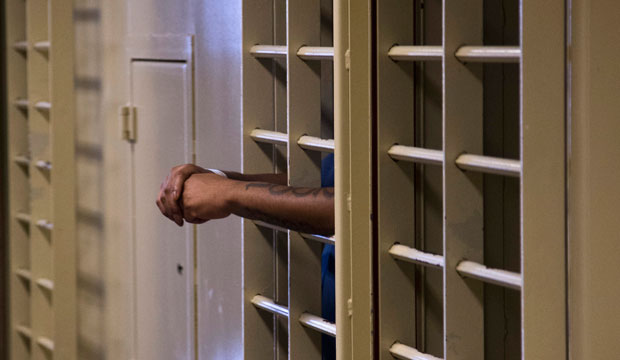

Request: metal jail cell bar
left=296, top=46, right=334, bottom=61
left=251, top=295, right=290, bottom=317
left=455, top=46, right=521, bottom=63
left=387, top=45, right=443, bottom=61
left=456, top=260, right=522, bottom=290
left=13, top=41, right=28, bottom=53
left=34, top=100, right=52, bottom=111
left=37, top=336, right=55, bottom=352
left=35, top=160, right=53, bottom=171
left=297, top=135, right=335, bottom=153
left=388, top=244, right=445, bottom=269
left=15, top=212, right=31, bottom=224
left=13, top=155, right=30, bottom=166
left=249, top=129, right=288, bottom=146
left=35, top=219, right=54, bottom=230
left=249, top=45, right=287, bottom=58
left=299, top=313, right=336, bottom=337
left=15, top=268, right=32, bottom=282
left=15, top=325, right=32, bottom=340
left=389, top=342, right=443, bottom=360
left=254, top=220, right=336, bottom=245
left=36, top=278, right=55, bottom=291
left=33, top=40, right=50, bottom=54
left=455, top=153, right=521, bottom=177
left=14, top=98, right=29, bottom=110
left=387, top=145, right=443, bottom=165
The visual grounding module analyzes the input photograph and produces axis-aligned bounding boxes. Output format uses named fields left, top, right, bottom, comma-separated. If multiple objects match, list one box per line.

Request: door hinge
left=120, top=104, right=137, bottom=142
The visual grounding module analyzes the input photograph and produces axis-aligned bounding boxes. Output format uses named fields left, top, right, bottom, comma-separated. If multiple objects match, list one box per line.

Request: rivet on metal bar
left=297, top=46, right=334, bottom=61
left=35, top=219, right=54, bottom=231
left=250, top=45, right=287, bottom=59
left=455, top=154, right=520, bottom=177
left=389, top=342, right=443, bottom=360
left=388, top=145, right=443, bottom=165
left=251, top=295, right=289, bottom=318
left=13, top=41, right=28, bottom=53
left=36, top=278, right=55, bottom=291
left=15, top=212, right=31, bottom=224
left=35, top=160, right=52, bottom=171
left=456, top=260, right=522, bottom=290
left=34, top=101, right=51, bottom=112
left=388, top=45, right=443, bottom=62
left=389, top=244, right=444, bottom=269
left=36, top=336, right=55, bottom=352
left=15, top=268, right=32, bottom=282
left=33, top=41, right=50, bottom=54
left=455, top=46, right=521, bottom=63
left=14, top=155, right=30, bottom=167
left=297, top=135, right=335, bottom=153
left=300, top=233, right=335, bottom=245
left=299, top=313, right=336, bottom=337
left=15, top=325, right=32, bottom=340
left=250, top=129, right=288, bottom=146
left=14, top=98, right=29, bottom=110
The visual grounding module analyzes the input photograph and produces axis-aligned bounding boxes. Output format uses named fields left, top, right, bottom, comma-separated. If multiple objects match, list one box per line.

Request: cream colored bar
left=15, top=325, right=32, bottom=339
left=387, top=45, right=443, bottom=61
left=14, top=98, right=29, bottom=109
left=253, top=220, right=288, bottom=233
left=250, top=295, right=290, bottom=318
left=249, top=128, right=288, bottom=146
left=455, top=153, right=521, bottom=177
left=33, top=40, right=50, bottom=54
left=299, top=313, right=336, bottom=337
left=299, top=233, right=335, bottom=245
left=13, top=155, right=30, bottom=166
left=15, top=212, right=31, bottom=224
left=297, top=135, right=334, bottom=153
left=35, top=219, right=54, bottom=230
left=35, top=160, right=52, bottom=170
left=388, top=145, right=443, bottom=165
left=34, top=100, right=51, bottom=111
left=456, top=260, right=522, bottom=290
left=455, top=46, right=520, bottom=63
left=36, top=336, right=55, bottom=352
left=388, top=244, right=444, bottom=269
left=36, top=278, right=55, bottom=291
left=15, top=268, right=32, bottom=281
left=296, top=46, right=334, bottom=60
left=249, top=45, right=287, bottom=58
left=389, top=343, right=443, bottom=360
left=13, top=40, right=28, bottom=52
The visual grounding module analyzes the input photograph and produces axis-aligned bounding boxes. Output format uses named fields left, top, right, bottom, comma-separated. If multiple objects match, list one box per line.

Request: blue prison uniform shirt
left=321, top=154, right=336, bottom=360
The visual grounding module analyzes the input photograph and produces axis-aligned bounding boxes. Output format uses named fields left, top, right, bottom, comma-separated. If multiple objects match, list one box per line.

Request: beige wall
left=569, top=0, right=620, bottom=358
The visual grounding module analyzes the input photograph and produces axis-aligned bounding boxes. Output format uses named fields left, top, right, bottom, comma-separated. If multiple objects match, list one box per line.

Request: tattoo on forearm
left=245, top=182, right=334, bottom=199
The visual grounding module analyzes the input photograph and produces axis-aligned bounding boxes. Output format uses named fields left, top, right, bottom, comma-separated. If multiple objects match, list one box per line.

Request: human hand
left=181, top=173, right=237, bottom=224
left=156, top=164, right=208, bottom=226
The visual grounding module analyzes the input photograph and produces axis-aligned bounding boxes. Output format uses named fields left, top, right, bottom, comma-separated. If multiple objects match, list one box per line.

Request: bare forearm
left=228, top=181, right=334, bottom=236
left=223, top=171, right=287, bottom=186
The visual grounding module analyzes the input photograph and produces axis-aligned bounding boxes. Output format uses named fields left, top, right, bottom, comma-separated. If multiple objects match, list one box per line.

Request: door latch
left=120, top=104, right=137, bottom=142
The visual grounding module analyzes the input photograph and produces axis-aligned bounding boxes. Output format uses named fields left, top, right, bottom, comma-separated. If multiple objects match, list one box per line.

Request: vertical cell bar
left=442, top=0, right=484, bottom=358
left=520, top=0, right=566, bottom=357
left=242, top=0, right=279, bottom=358
left=286, top=0, right=323, bottom=358
left=376, top=0, right=416, bottom=357
left=50, top=0, right=77, bottom=358
left=6, top=0, right=31, bottom=358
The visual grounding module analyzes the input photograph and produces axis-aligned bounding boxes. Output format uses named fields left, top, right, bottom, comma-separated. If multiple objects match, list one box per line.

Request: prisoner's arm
left=223, top=171, right=287, bottom=186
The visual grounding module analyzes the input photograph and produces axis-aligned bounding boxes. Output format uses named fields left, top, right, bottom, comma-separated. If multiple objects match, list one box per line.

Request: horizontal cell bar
left=35, top=160, right=53, bottom=171
left=297, top=46, right=334, bottom=60
left=250, top=129, right=288, bottom=146
left=455, top=46, right=521, bottom=63
left=388, top=145, right=443, bottom=165
left=14, top=98, right=29, bottom=110
left=250, top=45, right=287, bottom=59
left=299, top=233, right=335, bottom=245
left=37, top=336, right=54, bottom=352
left=14, top=155, right=30, bottom=166
left=388, top=45, right=443, bottom=61
left=299, top=313, right=336, bottom=337
left=34, top=101, right=51, bottom=111
left=389, top=342, right=443, bottom=360
left=15, top=268, right=32, bottom=281
left=456, top=260, right=522, bottom=290
left=33, top=41, right=50, bottom=54
left=35, top=219, right=54, bottom=230
left=455, top=153, right=520, bottom=177
left=15, top=212, right=31, bottom=224
left=251, top=295, right=289, bottom=318
left=36, top=278, right=55, bottom=291
left=13, top=41, right=28, bottom=52
left=15, top=325, right=32, bottom=339
left=253, top=220, right=288, bottom=233
left=389, top=244, right=444, bottom=269
left=297, top=135, right=335, bottom=153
